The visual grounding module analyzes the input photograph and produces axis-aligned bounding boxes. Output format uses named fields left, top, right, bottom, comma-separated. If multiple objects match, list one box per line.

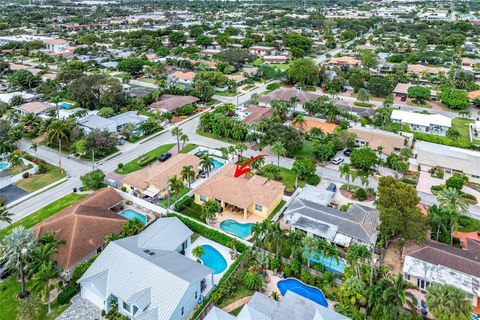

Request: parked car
left=0, top=260, right=10, bottom=280
left=343, top=148, right=353, bottom=157
left=400, top=96, right=407, bottom=102
left=331, top=157, right=344, bottom=165
left=158, top=152, right=172, bottom=162
left=199, top=170, right=207, bottom=178
left=327, top=183, right=337, bottom=193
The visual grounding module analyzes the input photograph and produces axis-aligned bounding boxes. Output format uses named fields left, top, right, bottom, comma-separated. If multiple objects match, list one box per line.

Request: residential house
left=259, top=88, right=321, bottom=109
left=414, top=141, right=480, bottom=183
left=200, top=49, right=221, bottom=56
left=293, top=116, right=338, bottom=134
left=326, top=57, right=361, bottom=67
left=78, top=114, right=117, bottom=133
left=193, top=164, right=285, bottom=220
left=263, top=55, right=288, bottom=64
left=109, top=111, right=148, bottom=132
left=240, top=107, right=273, bottom=124
left=403, top=239, right=480, bottom=316
left=283, top=196, right=379, bottom=248
left=392, top=83, right=411, bottom=99
left=348, top=126, right=407, bottom=155
left=14, top=101, right=53, bottom=116
left=123, top=153, right=200, bottom=198
left=406, top=64, right=449, bottom=76
left=150, top=94, right=199, bottom=113
left=33, top=188, right=126, bottom=278
left=227, top=74, right=246, bottom=86
left=78, top=217, right=214, bottom=319
left=249, top=46, right=276, bottom=57
left=44, top=38, right=69, bottom=52
left=461, top=57, right=480, bottom=72
left=169, top=71, right=196, bottom=86
left=391, top=110, right=451, bottom=136
left=205, top=291, right=351, bottom=320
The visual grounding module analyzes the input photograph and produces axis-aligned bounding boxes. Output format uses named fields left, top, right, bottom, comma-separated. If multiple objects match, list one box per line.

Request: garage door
left=81, top=286, right=104, bottom=309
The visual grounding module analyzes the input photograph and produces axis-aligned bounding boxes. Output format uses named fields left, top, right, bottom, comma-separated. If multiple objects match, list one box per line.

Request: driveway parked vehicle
left=158, top=152, right=172, bottom=162
left=331, top=157, right=345, bottom=165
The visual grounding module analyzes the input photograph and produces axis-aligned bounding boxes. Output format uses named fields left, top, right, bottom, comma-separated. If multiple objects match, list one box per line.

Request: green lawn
left=114, top=143, right=175, bottom=174
left=457, top=216, right=480, bottom=232
left=196, top=128, right=241, bottom=144
left=16, top=163, right=66, bottom=192
left=267, top=200, right=287, bottom=221
left=259, top=164, right=311, bottom=193
left=214, top=89, right=237, bottom=97
left=218, top=284, right=254, bottom=308
left=268, top=63, right=291, bottom=70
left=451, top=117, right=474, bottom=142
left=230, top=305, right=245, bottom=316
left=180, top=201, right=205, bottom=222
left=292, top=140, right=316, bottom=161
left=159, top=187, right=190, bottom=208
left=0, top=193, right=87, bottom=239
left=180, top=144, right=198, bottom=154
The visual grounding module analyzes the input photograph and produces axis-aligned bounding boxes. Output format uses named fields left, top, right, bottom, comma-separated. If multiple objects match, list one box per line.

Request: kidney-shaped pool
left=277, top=278, right=328, bottom=307
left=200, top=244, right=227, bottom=274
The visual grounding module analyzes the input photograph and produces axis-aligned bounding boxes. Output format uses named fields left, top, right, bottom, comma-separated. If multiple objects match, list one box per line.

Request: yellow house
left=193, top=164, right=285, bottom=220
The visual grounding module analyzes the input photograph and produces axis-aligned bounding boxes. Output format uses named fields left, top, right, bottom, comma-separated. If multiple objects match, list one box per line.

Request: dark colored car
left=327, top=183, right=337, bottom=193
left=343, top=148, right=353, bottom=157
left=400, top=96, right=407, bottom=102
left=0, top=260, right=10, bottom=280
left=158, top=152, right=172, bottom=162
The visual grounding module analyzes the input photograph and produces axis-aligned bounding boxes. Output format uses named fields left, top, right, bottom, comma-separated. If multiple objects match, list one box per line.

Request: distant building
left=259, top=88, right=321, bottom=109
left=391, top=110, right=451, bottom=136
left=14, top=101, right=53, bottom=116
left=348, top=126, right=407, bottom=155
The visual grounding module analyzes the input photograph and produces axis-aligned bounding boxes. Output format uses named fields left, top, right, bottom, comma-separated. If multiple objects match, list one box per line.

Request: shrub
left=402, top=178, right=416, bottom=185
left=339, top=203, right=352, bottom=212
left=445, top=174, right=468, bottom=191
left=431, top=185, right=443, bottom=192
left=37, top=161, right=48, bottom=174
left=137, top=155, right=155, bottom=167
left=355, top=188, right=367, bottom=201
left=56, top=282, right=78, bottom=305
left=306, top=174, right=320, bottom=185
left=120, top=186, right=127, bottom=192
left=353, top=101, right=374, bottom=108
left=414, top=132, right=473, bottom=149
left=175, top=196, right=193, bottom=211
left=117, top=163, right=123, bottom=169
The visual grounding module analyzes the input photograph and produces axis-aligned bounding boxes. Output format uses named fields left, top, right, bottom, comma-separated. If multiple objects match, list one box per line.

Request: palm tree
left=30, top=142, right=38, bottom=158
left=289, top=96, right=300, bottom=113
left=168, top=175, right=183, bottom=202
left=292, top=113, right=306, bottom=128
left=339, top=163, right=355, bottom=190
left=251, top=220, right=269, bottom=246
left=51, top=96, right=61, bottom=119
left=219, top=147, right=230, bottom=162
left=285, top=230, right=305, bottom=259
left=326, top=242, right=340, bottom=270
left=0, top=227, right=36, bottom=298
left=426, top=283, right=472, bottom=320
left=271, top=141, right=286, bottom=167
left=303, top=236, right=318, bottom=268
left=235, top=143, right=247, bottom=158
left=120, top=122, right=136, bottom=140
left=180, top=133, right=189, bottom=149
left=357, top=88, right=370, bottom=102
left=31, top=262, right=59, bottom=315
left=20, top=113, right=41, bottom=133
left=199, top=154, right=214, bottom=177
left=380, top=275, right=417, bottom=319
left=438, top=187, right=469, bottom=214
left=46, top=120, right=70, bottom=172
left=181, top=165, right=196, bottom=188
left=264, top=223, right=284, bottom=256
left=192, top=246, right=205, bottom=260
left=201, top=199, right=221, bottom=225
left=171, top=126, right=183, bottom=152
left=104, top=232, right=121, bottom=245
left=0, top=205, right=13, bottom=224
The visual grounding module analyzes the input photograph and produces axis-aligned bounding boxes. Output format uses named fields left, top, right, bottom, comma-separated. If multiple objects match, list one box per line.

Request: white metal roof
left=391, top=110, right=451, bottom=128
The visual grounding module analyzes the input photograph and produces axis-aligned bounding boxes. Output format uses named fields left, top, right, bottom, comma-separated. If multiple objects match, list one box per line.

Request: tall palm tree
left=180, top=165, right=195, bottom=188
left=0, top=227, right=36, bottom=297
left=46, top=120, right=70, bottom=172
left=303, top=236, right=318, bottom=268
left=171, top=126, right=183, bottom=152
left=31, top=262, right=59, bottom=315
left=339, top=163, right=355, bottom=190
left=437, top=187, right=468, bottom=214
left=219, top=147, right=230, bottom=162
left=326, top=242, right=340, bottom=270
left=271, top=141, right=286, bottom=167
left=380, top=275, right=417, bottom=319
left=168, top=175, right=183, bottom=202
left=0, top=205, right=13, bottom=224
left=199, top=154, right=214, bottom=177
left=289, top=96, right=300, bottom=113
left=292, top=113, right=306, bottom=128
left=264, top=223, right=284, bottom=256
left=285, top=229, right=305, bottom=260
left=426, top=283, right=472, bottom=320
left=29, top=142, right=38, bottom=158
left=180, top=133, right=189, bottom=149
left=235, top=143, right=247, bottom=158
left=20, top=113, right=41, bottom=133
left=251, top=220, right=269, bottom=246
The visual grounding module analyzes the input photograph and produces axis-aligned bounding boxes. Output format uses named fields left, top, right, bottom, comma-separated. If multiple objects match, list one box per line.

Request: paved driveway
left=0, top=185, right=29, bottom=204
left=57, top=294, right=104, bottom=320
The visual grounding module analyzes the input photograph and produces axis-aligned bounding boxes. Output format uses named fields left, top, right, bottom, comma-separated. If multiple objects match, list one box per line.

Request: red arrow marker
left=234, top=154, right=267, bottom=177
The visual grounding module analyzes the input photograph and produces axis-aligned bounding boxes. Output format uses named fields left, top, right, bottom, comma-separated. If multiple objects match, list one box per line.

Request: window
left=133, top=306, right=138, bottom=315
left=195, top=291, right=198, bottom=299
left=181, top=307, right=184, bottom=316
left=417, top=279, right=429, bottom=291
left=96, top=246, right=102, bottom=254
left=404, top=273, right=410, bottom=280
left=200, top=195, right=206, bottom=202
left=472, top=175, right=480, bottom=179
left=122, top=301, right=131, bottom=313
left=255, top=204, right=263, bottom=211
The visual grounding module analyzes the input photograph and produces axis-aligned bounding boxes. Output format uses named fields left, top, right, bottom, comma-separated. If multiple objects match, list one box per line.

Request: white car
left=331, top=157, right=345, bottom=165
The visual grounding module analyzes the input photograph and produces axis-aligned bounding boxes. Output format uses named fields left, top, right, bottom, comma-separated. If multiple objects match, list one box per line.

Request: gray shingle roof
left=137, top=217, right=193, bottom=251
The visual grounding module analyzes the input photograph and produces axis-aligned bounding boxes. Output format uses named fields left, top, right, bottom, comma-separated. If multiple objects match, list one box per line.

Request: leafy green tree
left=407, top=86, right=431, bottom=104
left=201, top=199, right=221, bottom=225
left=348, top=73, right=365, bottom=92
left=357, top=88, right=369, bottom=102
left=359, top=50, right=379, bottom=69
left=262, top=123, right=304, bottom=154
left=118, top=57, right=145, bottom=75
left=426, top=283, right=472, bottom=320
left=68, top=74, right=124, bottom=110
left=97, top=107, right=115, bottom=118
left=367, top=77, right=393, bottom=97
left=283, top=32, right=313, bottom=51
left=350, top=147, right=379, bottom=172
left=314, top=143, right=336, bottom=162
left=192, top=246, right=205, bottom=259
left=287, top=58, right=320, bottom=86
left=194, top=79, right=214, bottom=101
left=168, top=32, right=187, bottom=46
left=446, top=127, right=460, bottom=139
left=439, top=88, right=471, bottom=110
left=7, top=70, right=40, bottom=89
left=445, top=173, right=468, bottom=191
left=80, top=170, right=105, bottom=190
left=375, top=177, right=428, bottom=245
left=271, top=141, right=287, bottom=167
left=84, top=130, right=117, bottom=159
left=217, top=49, right=255, bottom=69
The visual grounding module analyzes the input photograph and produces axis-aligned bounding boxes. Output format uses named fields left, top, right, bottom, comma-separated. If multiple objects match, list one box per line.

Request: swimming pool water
left=308, top=250, right=346, bottom=274
left=212, top=159, right=224, bottom=169
left=200, top=244, right=227, bottom=274
left=0, top=162, right=10, bottom=170
left=277, top=278, right=328, bottom=307
left=58, top=102, right=72, bottom=109
left=220, top=220, right=253, bottom=238
left=120, top=209, right=146, bottom=224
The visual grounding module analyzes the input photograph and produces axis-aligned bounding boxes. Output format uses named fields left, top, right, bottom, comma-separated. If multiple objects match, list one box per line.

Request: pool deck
left=185, top=236, right=235, bottom=284
left=121, top=204, right=156, bottom=225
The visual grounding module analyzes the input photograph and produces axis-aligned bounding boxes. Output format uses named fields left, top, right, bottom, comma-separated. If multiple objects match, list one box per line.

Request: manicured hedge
left=353, top=101, right=374, bottom=108
left=137, top=155, right=155, bottom=167
left=168, top=213, right=249, bottom=253
left=413, top=132, right=475, bottom=150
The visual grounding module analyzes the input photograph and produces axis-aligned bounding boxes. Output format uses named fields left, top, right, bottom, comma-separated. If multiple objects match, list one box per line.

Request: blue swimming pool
left=277, top=278, right=328, bottom=307
left=200, top=244, right=227, bottom=274
left=0, top=161, right=10, bottom=170
left=58, top=102, right=72, bottom=109
left=120, top=209, right=146, bottom=224
left=220, top=220, right=254, bottom=238
left=212, top=159, right=224, bottom=169
left=308, top=250, right=346, bottom=274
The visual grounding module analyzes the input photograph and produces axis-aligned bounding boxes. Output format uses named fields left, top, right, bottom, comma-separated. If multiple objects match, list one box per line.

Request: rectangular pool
left=120, top=209, right=146, bottom=224
left=212, top=159, right=224, bottom=169
left=58, top=102, right=72, bottom=109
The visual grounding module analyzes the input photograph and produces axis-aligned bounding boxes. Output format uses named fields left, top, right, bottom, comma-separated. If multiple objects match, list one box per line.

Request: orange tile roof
left=468, top=90, right=480, bottom=100
left=173, top=71, right=195, bottom=80
left=194, top=164, right=284, bottom=209
left=295, top=118, right=338, bottom=134
left=33, top=188, right=126, bottom=270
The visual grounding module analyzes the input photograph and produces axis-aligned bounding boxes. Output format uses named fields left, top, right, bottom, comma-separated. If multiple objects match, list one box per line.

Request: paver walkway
left=57, top=294, right=104, bottom=320
left=222, top=296, right=253, bottom=312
